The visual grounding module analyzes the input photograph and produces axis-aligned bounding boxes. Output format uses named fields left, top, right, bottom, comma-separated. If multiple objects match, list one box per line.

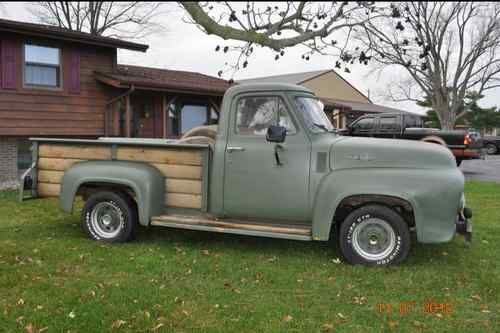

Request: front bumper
left=456, top=207, right=473, bottom=243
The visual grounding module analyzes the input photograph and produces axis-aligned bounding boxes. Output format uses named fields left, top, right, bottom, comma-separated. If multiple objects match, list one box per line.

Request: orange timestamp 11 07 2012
left=376, top=300, right=453, bottom=316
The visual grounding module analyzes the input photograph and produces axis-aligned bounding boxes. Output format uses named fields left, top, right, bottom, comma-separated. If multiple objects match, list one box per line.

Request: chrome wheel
left=351, top=218, right=396, bottom=261
left=90, top=201, right=124, bottom=239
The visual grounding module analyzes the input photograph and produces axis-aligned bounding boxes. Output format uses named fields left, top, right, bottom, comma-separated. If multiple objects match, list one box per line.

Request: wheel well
left=76, top=182, right=137, bottom=206
left=333, top=195, right=415, bottom=228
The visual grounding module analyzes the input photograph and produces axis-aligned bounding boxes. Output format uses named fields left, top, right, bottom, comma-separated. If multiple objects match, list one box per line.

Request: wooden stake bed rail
left=34, top=139, right=209, bottom=210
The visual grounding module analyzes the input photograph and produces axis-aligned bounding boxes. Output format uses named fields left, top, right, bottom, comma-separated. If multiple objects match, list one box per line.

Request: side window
left=379, top=116, right=397, bottom=130
left=353, top=117, right=374, bottom=130
left=235, top=96, right=296, bottom=136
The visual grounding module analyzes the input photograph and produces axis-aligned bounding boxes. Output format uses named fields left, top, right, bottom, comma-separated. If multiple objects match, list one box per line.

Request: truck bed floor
left=150, top=214, right=313, bottom=241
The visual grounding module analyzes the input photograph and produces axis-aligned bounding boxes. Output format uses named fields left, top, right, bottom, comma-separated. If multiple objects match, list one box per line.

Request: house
left=0, top=18, right=231, bottom=187
left=239, top=69, right=407, bottom=128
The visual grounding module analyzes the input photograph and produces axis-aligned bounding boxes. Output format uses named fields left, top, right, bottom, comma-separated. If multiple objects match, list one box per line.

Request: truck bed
left=29, top=137, right=211, bottom=211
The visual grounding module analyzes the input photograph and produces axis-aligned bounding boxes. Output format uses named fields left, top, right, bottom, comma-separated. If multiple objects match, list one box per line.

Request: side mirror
left=266, top=125, right=287, bottom=143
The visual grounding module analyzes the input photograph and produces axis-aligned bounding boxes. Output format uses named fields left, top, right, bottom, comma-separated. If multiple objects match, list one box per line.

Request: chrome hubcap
left=352, top=218, right=396, bottom=261
left=90, top=202, right=123, bottom=238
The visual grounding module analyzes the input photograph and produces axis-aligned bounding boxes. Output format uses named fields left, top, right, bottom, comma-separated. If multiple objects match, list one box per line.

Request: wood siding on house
left=0, top=32, right=117, bottom=137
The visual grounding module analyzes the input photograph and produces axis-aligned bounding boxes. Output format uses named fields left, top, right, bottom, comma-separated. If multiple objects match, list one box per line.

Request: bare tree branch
left=31, top=2, right=167, bottom=39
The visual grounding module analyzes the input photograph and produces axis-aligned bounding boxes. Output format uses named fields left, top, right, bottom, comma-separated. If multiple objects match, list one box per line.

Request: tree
left=31, top=2, right=165, bottom=39
left=180, top=2, right=386, bottom=75
left=360, top=2, right=500, bottom=129
left=418, top=91, right=500, bottom=134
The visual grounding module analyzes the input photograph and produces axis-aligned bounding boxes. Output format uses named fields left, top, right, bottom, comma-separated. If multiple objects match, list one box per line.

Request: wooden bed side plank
left=151, top=163, right=202, bottom=180
left=165, top=179, right=202, bottom=195
left=165, top=193, right=202, bottom=209
left=38, top=158, right=84, bottom=171
left=38, top=183, right=61, bottom=197
left=117, top=147, right=202, bottom=166
left=39, top=144, right=111, bottom=160
left=38, top=170, right=64, bottom=184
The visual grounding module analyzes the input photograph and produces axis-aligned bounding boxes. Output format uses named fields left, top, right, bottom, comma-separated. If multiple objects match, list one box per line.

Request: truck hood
left=330, top=136, right=456, bottom=170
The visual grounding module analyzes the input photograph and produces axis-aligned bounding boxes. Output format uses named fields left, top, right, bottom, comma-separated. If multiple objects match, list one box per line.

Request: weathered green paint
left=60, top=160, right=165, bottom=226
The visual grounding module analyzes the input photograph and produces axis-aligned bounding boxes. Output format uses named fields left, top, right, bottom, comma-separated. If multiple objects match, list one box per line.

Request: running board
left=150, top=214, right=312, bottom=241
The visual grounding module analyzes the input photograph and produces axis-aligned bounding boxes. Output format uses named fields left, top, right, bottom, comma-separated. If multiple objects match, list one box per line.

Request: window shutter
left=1, top=40, right=17, bottom=89
left=68, top=50, right=80, bottom=94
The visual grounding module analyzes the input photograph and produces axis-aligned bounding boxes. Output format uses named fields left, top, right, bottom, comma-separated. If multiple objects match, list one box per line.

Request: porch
left=95, top=65, right=231, bottom=138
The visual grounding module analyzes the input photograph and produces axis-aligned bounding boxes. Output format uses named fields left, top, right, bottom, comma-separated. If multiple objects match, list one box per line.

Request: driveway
left=460, top=155, right=500, bottom=183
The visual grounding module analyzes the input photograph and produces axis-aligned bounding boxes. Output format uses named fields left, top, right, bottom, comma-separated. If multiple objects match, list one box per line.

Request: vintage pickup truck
left=20, top=83, right=472, bottom=266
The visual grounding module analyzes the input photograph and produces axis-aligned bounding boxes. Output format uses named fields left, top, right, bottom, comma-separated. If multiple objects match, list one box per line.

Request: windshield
left=294, top=97, right=334, bottom=133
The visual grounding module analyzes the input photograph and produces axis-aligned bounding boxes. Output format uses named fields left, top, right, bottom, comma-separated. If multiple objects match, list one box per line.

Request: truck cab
left=22, top=83, right=473, bottom=266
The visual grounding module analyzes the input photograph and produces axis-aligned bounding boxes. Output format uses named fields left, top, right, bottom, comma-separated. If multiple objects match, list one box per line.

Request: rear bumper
left=451, top=148, right=485, bottom=160
left=456, top=207, right=473, bottom=243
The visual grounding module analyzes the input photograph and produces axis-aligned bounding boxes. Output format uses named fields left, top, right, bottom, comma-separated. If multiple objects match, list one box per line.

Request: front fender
left=60, top=161, right=165, bottom=226
left=312, top=167, right=464, bottom=243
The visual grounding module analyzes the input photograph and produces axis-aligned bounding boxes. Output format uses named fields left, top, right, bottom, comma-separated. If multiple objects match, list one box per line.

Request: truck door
left=376, top=115, right=400, bottom=139
left=350, top=116, right=376, bottom=137
left=223, top=94, right=311, bottom=222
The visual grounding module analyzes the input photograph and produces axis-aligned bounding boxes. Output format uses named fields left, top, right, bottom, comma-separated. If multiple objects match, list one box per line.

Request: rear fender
left=60, top=160, right=165, bottom=226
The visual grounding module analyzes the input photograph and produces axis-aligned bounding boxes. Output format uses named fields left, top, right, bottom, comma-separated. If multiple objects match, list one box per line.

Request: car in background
left=338, top=113, right=484, bottom=166
left=483, top=136, right=500, bottom=155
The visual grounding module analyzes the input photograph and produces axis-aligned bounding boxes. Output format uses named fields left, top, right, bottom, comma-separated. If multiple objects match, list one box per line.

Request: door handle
left=227, top=146, right=245, bottom=152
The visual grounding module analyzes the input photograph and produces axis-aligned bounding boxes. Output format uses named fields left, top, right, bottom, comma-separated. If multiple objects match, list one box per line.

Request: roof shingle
left=96, top=65, right=232, bottom=95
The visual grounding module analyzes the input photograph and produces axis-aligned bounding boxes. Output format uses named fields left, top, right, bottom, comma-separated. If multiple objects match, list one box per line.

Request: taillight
left=464, top=134, right=471, bottom=145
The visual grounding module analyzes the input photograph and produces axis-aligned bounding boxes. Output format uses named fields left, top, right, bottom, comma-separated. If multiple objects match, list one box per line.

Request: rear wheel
left=486, top=143, right=498, bottom=155
left=338, top=205, right=410, bottom=266
left=81, top=191, right=137, bottom=242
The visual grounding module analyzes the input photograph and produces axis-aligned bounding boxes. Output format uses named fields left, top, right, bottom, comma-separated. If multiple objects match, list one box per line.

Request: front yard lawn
left=0, top=181, right=498, bottom=332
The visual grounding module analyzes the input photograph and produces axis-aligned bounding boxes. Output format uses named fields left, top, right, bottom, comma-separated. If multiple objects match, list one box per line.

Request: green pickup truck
left=21, top=83, right=472, bottom=266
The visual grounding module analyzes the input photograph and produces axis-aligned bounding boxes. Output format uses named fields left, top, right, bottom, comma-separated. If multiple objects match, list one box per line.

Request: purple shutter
left=0, top=40, right=2, bottom=88
left=1, top=40, right=17, bottom=89
left=68, top=51, right=80, bottom=94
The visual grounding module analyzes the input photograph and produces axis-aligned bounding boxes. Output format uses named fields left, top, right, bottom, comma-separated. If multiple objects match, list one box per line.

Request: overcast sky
left=2, top=2, right=499, bottom=115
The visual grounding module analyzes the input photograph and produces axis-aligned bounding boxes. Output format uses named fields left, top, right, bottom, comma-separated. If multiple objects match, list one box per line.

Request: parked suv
left=338, top=113, right=484, bottom=166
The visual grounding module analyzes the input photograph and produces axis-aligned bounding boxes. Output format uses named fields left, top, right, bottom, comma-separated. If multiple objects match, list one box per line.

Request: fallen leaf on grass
left=16, top=316, right=24, bottom=323
left=471, top=294, right=482, bottom=301
left=282, top=315, right=293, bottom=322
left=25, top=324, right=34, bottom=333
left=68, top=311, right=76, bottom=319
left=320, top=322, right=334, bottom=331
left=388, top=320, right=398, bottom=328
left=337, top=313, right=346, bottom=319
left=332, top=258, right=341, bottom=264
left=17, top=299, right=25, bottom=306
left=39, top=327, right=48, bottom=332
left=111, top=320, right=126, bottom=329
left=152, top=323, right=164, bottom=331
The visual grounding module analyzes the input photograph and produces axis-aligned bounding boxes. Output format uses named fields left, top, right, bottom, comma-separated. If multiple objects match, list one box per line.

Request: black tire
left=456, top=158, right=463, bottom=167
left=486, top=143, right=498, bottom=155
left=81, top=191, right=137, bottom=242
left=338, top=205, right=410, bottom=266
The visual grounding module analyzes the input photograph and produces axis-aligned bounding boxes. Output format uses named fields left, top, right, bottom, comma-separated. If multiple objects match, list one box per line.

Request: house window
left=24, top=44, right=61, bottom=88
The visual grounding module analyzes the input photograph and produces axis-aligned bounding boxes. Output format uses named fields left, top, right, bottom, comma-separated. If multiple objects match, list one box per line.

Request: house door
left=133, top=100, right=155, bottom=138
left=223, top=94, right=311, bottom=222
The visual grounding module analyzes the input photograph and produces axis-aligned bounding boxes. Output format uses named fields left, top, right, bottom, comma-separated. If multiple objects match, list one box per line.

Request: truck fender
left=311, top=169, right=418, bottom=241
left=60, top=160, right=165, bottom=226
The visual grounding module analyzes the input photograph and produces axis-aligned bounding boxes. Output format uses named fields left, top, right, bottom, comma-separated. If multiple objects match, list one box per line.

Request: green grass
left=0, top=182, right=499, bottom=332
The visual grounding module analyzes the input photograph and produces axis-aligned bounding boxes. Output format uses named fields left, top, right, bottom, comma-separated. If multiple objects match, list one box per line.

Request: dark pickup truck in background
left=338, top=113, right=484, bottom=166
left=483, top=136, right=500, bottom=155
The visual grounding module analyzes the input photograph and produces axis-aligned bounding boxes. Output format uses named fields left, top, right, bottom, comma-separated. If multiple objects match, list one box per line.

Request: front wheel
left=81, top=191, right=137, bottom=242
left=338, top=205, right=410, bottom=266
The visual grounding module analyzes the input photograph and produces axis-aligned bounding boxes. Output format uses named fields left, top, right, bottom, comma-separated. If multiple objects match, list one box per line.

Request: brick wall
left=0, top=137, right=18, bottom=189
